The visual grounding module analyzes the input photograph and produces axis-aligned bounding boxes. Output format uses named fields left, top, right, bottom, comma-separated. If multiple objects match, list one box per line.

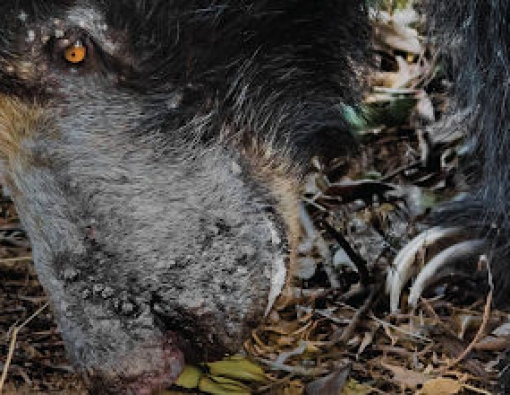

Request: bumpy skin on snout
left=0, top=1, right=369, bottom=393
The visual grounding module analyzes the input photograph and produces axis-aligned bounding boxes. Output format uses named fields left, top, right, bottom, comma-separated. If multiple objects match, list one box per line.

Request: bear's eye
left=64, top=40, right=87, bottom=64
left=49, top=33, right=96, bottom=70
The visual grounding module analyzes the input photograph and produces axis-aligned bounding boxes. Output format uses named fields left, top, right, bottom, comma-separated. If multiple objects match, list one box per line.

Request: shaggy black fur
left=424, top=1, right=510, bottom=392
left=424, top=0, right=510, bottom=300
left=1, top=0, right=370, bottom=164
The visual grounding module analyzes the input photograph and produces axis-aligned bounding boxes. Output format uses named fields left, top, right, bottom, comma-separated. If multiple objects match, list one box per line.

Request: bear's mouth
left=83, top=335, right=185, bottom=395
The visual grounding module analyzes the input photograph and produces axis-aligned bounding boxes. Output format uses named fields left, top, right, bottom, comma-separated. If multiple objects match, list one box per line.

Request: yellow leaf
left=198, top=376, right=251, bottom=395
left=174, top=365, right=204, bottom=389
left=206, top=357, right=266, bottom=382
left=341, top=378, right=372, bottom=395
left=209, top=375, right=251, bottom=391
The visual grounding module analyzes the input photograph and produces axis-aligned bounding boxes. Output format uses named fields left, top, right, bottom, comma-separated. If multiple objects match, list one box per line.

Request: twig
left=461, top=383, right=494, bottom=395
left=380, top=160, right=421, bottom=182
left=334, top=303, right=432, bottom=343
left=0, top=256, right=33, bottom=265
left=442, top=255, right=493, bottom=372
left=0, top=302, right=49, bottom=394
left=326, top=284, right=380, bottom=347
left=256, top=357, right=328, bottom=376
left=369, top=314, right=432, bottom=343
left=320, top=220, right=370, bottom=286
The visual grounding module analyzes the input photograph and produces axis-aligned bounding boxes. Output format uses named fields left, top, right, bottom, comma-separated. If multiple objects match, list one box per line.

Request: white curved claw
left=408, top=239, right=485, bottom=308
left=387, top=227, right=464, bottom=312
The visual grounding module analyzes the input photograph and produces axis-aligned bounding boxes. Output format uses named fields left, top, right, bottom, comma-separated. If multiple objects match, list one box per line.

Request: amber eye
left=64, top=40, right=87, bottom=64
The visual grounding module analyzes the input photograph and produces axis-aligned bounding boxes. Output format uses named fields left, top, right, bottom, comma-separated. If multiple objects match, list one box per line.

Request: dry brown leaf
left=474, top=335, right=510, bottom=351
left=295, top=257, right=317, bottom=280
left=374, top=20, right=422, bottom=54
left=286, top=380, right=305, bottom=395
left=491, top=321, right=510, bottom=336
left=357, top=331, right=375, bottom=357
left=381, top=362, right=428, bottom=390
left=413, top=91, right=435, bottom=124
left=373, top=56, right=422, bottom=88
left=275, top=336, right=298, bottom=348
left=305, top=365, right=351, bottom=395
left=418, top=378, right=462, bottom=395
left=341, top=378, right=372, bottom=395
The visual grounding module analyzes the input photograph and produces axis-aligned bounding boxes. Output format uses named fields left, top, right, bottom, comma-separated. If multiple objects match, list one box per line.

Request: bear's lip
left=83, top=335, right=185, bottom=395
left=126, top=358, right=184, bottom=395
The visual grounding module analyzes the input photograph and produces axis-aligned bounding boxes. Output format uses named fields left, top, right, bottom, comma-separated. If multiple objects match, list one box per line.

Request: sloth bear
left=1, top=0, right=509, bottom=393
